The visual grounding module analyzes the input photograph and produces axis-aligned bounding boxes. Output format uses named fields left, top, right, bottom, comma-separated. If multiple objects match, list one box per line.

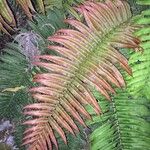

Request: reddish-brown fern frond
left=23, top=0, right=141, bottom=149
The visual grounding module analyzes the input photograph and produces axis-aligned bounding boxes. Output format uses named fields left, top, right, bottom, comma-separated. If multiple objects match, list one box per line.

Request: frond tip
left=23, top=0, right=141, bottom=149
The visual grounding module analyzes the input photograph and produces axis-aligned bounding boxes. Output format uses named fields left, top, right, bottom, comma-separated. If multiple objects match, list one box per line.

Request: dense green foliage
left=88, top=1, right=150, bottom=149
left=0, top=9, right=67, bottom=149
left=0, top=43, right=33, bottom=118
left=0, top=0, right=149, bottom=150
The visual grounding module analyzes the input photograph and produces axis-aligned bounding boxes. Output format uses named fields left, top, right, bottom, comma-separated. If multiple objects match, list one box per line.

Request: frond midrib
left=49, top=21, right=132, bottom=113
left=28, top=15, right=133, bottom=148
left=111, top=98, right=124, bottom=149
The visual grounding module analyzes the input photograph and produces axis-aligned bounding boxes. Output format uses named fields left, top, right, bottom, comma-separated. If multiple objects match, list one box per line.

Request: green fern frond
left=89, top=89, right=150, bottom=150
left=0, top=43, right=33, bottom=118
left=136, top=0, right=150, bottom=5
left=0, top=43, right=36, bottom=150
left=22, top=1, right=141, bottom=149
left=127, top=8, right=150, bottom=98
left=88, top=2, right=150, bottom=149
left=44, top=0, right=63, bottom=10
left=29, top=9, right=66, bottom=39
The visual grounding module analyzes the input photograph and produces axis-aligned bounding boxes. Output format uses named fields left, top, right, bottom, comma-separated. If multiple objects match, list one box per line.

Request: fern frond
left=15, top=0, right=34, bottom=20
left=23, top=1, right=141, bottom=149
left=89, top=89, right=150, bottom=150
left=127, top=8, right=150, bottom=98
left=0, top=43, right=33, bottom=118
left=0, top=43, right=36, bottom=149
left=29, top=9, right=66, bottom=39
left=44, top=0, right=63, bottom=10
left=36, top=0, right=45, bottom=14
left=136, top=0, right=150, bottom=5
left=15, top=0, right=63, bottom=19
left=0, top=0, right=16, bottom=34
left=88, top=2, right=150, bottom=149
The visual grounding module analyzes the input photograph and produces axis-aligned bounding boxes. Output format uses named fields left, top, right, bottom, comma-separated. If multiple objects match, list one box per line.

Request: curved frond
left=0, top=43, right=33, bottom=118
left=16, top=0, right=35, bottom=20
left=136, top=0, right=150, bottom=5
left=28, top=9, right=66, bottom=39
left=127, top=8, right=150, bottom=98
left=88, top=2, right=150, bottom=149
left=89, top=89, right=150, bottom=150
left=0, top=0, right=16, bottom=34
left=0, top=0, right=67, bottom=34
left=23, top=1, right=141, bottom=149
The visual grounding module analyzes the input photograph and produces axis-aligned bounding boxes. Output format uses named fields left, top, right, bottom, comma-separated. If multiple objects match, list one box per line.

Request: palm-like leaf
left=0, top=43, right=33, bottom=118
left=23, top=1, right=141, bottom=149
left=127, top=8, right=150, bottom=98
left=89, top=1, right=150, bottom=149
left=89, top=89, right=150, bottom=150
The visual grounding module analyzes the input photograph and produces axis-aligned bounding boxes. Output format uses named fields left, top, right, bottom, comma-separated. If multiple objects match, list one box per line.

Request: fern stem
left=111, top=98, right=123, bottom=149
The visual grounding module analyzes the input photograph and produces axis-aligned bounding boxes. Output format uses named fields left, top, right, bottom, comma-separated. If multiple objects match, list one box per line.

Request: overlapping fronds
left=28, top=9, right=66, bottom=39
left=0, top=0, right=16, bottom=34
left=0, top=42, right=36, bottom=150
left=0, top=43, right=33, bottom=118
left=0, top=9, right=65, bottom=119
left=22, top=1, right=141, bottom=149
left=0, top=0, right=62, bottom=34
left=88, top=1, right=150, bottom=149
left=15, top=0, right=63, bottom=18
left=127, top=8, right=150, bottom=98
left=0, top=0, right=84, bottom=34
left=0, top=10, right=68, bottom=149
left=89, top=89, right=150, bottom=150
left=43, top=0, right=63, bottom=10
left=15, top=0, right=35, bottom=20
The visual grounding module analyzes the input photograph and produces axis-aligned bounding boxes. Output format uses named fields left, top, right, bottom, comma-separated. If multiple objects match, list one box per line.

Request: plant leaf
left=23, top=1, right=141, bottom=149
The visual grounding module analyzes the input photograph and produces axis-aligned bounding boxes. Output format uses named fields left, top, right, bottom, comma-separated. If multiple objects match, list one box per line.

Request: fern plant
left=22, top=0, right=142, bottom=149
left=0, top=0, right=84, bottom=34
left=127, top=11, right=150, bottom=99
left=0, top=0, right=16, bottom=34
left=28, top=8, right=66, bottom=40
left=0, top=8, right=66, bottom=118
left=0, top=43, right=33, bottom=118
left=0, top=9, right=67, bottom=149
left=89, top=89, right=150, bottom=150
left=88, top=0, right=150, bottom=149
left=0, top=0, right=149, bottom=150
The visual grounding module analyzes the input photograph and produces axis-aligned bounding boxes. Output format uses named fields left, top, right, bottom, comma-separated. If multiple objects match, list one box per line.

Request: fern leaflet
left=23, top=1, right=141, bottom=149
